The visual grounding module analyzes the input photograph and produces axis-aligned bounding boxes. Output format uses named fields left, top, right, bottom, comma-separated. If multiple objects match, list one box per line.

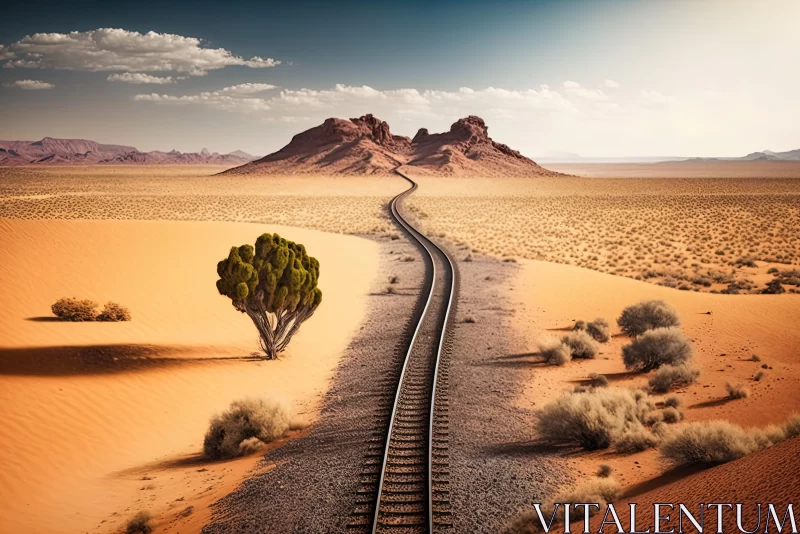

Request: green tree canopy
left=216, top=233, right=322, bottom=359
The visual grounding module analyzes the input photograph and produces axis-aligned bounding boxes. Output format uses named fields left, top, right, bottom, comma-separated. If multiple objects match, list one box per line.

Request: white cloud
left=135, top=83, right=278, bottom=112
left=136, top=83, right=577, bottom=122
left=2, top=28, right=280, bottom=76
left=562, top=81, right=608, bottom=101
left=4, top=79, right=54, bottom=90
left=604, top=79, right=620, bottom=88
left=639, top=89, right=678, bottom=108
left=108, top=72, right=178, bottom=84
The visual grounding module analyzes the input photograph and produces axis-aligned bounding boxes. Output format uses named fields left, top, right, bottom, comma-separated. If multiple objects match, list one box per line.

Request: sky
left=1, top=0, right=798, bottom=158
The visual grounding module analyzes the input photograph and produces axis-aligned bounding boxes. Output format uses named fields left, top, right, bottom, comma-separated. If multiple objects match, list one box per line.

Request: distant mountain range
left=0, top=137, right=258, bottom=166
left=223, top=114, right=560, bottom=177
left=537, top=148, right=800, bottom=164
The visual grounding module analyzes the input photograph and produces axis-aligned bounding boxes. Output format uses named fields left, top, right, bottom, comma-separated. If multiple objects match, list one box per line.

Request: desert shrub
left=617, top=300, right=680, bottom=337
left=126, top=511, right=153, bottom=534
left=597, top=464, right=613, bottom=478
left=783, top=413, right=800, bottom=438
left=504, top=478, right=621, bottom=534
left=660, top=421, right=784, bottom=467
left=622, top=328, right=693, bottom=372
left=751, top=354, right=761, bottom=362
left=664, top=395, right=681, bottom=408
left=661, top=407, right=683, bottom=424
left=96, top=301, right=131, bottom=322
left=537, top=388, right=655, bottom=450
left=561, top=330, right=599, bottom=359
left=762, top=280, right=785, bottom=294
left=615, top=428, right=660, bottom=453
left=725, top=382, right=750, bottom=399
left=589, top=373, right=609, bottom=388
left=540, top=341, right=571, bottom=366
left=203, top=398, right=290, bottom=460
left=462, top=315, right=476, bottom=324
left=648, top=363, right=700, bottom=392
left=237, top=436, right=267, bottom=455
left=586, top=318, right=610, bottom=343
left=51, top=297, right=98, bottom=321
left=388, top=275, right=399, bottom=284
left=753, top=371, right=765, bottom=382
left=573, top=320, right=587, bottom=331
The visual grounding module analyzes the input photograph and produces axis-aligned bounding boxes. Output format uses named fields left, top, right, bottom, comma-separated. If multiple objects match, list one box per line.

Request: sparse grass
left=648, top=363, right=700, bottom=392
left=725, top=382, right=750, bottom=399
left=126, top=511, right=154, bottom=534
left=660, top=407, right=683, bottom=424
left=622, top=327, right=693, bottom=372
left=664, top=395, right=682, bottom=408
left=203, top=398, right=290, bottom=460
left=561, top=330, right=599, bottom=359
left=617, top=300, right=680, bottom=337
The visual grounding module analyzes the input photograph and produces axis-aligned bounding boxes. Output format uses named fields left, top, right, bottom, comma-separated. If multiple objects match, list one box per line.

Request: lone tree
left=216, top=233, right=322, bottom=359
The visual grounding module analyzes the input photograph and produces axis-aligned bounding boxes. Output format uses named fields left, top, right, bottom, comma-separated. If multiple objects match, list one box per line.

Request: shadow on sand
left=0, top=344, right=262, bottom=376
left=689, top=396, right=736, bottom=409
left=475, top=352, right=548, bottom=368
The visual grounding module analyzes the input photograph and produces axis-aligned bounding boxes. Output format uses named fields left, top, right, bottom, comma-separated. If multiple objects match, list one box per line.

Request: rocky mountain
left=0, top=137, right=257, bottom=166
left=223, top=114, right=558, bottom=177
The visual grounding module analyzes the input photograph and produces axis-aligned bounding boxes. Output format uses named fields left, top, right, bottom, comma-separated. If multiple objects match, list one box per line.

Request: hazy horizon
left=1, top=0, right=798, bottom=158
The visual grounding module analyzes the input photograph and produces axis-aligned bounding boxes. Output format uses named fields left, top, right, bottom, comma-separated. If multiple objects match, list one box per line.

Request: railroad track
left=348, top=170, right=457, bottom=533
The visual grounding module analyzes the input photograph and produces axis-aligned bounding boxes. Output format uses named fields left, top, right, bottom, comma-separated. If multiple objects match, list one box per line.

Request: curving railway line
left=348, top=169, right=458, bottom=534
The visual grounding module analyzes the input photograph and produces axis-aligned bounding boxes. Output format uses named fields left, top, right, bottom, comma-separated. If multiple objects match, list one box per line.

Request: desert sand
left=509, top=258, right=800, bottom=502
left=0, top=218, right=379, bottom=533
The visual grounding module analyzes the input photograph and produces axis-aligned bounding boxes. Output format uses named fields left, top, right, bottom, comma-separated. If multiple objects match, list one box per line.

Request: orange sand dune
left=0, top=219, right=378, bottom=533
left=589, top=437, right=800, bottom=533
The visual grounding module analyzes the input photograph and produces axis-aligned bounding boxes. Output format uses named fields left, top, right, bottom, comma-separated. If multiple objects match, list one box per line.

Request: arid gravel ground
left=443, top=252, right=570, bottom=531
left=203, top=233, right=425, bottom=532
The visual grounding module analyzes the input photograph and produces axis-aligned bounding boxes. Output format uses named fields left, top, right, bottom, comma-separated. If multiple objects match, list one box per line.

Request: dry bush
left=588, top=373, right=609, bottom=388
left=784, top=414, right=800, bottom=438
left=504, top=478, right=621, bottom=534
left=617, top=300, right=680, bottom=337
left=664, top=395, right=681, bottom=408
left=540, top=341, right=571, bottom=366
left=96, top=301, right=131, bottom=321
left=660, top=407, right=683, bottom=424
left=537, top=388, right=656, bottom=450
left=753, top=370, right=765, bottom=382
left=648, top=363, right=700, bottom=392
left=597, top=464, right=613, bottom=478
left=615, top=428, right=660, bottom=453
left=660, top=420, right=789, bottom=467
left=573, top=320, right=587, bottom=331
left=203, top=398, right=290, bottom=460
left=725, top=382, right=750, bottom=399
left=51, top=297, right=98, bottom=321
left=622, top=328, right=693, bottom=372
left=126, top=511, right=153, bottom=534
left=586, top=318, right=610, bottom=343
left=561, top=330, right=599, bottom=359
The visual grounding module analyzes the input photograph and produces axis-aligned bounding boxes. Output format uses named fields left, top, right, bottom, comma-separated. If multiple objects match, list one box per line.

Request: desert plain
left=1, top=159, right=799, bottom=533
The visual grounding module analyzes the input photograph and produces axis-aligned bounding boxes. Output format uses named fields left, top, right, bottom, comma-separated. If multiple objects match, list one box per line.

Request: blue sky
left=1, top=0, right=798, bottom=157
